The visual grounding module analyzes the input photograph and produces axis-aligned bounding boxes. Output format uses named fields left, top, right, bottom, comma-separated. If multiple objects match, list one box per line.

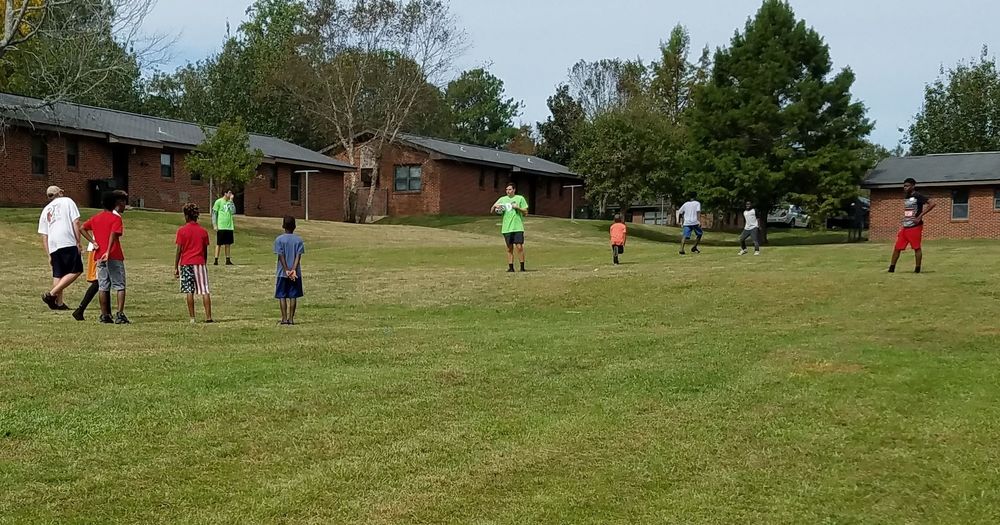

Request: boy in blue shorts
left=274, top=216, right=305, bottom=325
left=676, top=194, right=703, bottom=255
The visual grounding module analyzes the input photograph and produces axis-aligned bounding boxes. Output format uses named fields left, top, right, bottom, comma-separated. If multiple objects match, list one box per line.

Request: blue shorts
left=682, top=225, right=703, bottom=239
left=275, top=277, right=303, bottom=299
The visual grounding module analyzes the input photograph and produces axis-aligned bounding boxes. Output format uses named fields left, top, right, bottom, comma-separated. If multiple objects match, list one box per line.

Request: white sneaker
left=754, top=251, right=760, bottom=256
left=739, top=249, right=747, bottom=255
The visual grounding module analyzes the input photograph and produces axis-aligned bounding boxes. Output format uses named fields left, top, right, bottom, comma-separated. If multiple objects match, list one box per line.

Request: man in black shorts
left=38, top=186, right=84, bottom=310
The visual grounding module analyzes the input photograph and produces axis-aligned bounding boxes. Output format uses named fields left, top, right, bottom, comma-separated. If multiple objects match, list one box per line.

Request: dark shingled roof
left=395, top=134, right=579, bottom=178
left=862, top=152, right=1000, bottom=188
left=0, top=93, right=354, bottom=171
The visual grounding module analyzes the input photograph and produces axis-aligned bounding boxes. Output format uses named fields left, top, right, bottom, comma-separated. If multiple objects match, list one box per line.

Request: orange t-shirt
left=610, top=223, right=627, bottom=246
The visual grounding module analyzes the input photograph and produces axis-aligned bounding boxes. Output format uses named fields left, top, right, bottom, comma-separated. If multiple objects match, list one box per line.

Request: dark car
left=826, top=197, right=870, bottom=229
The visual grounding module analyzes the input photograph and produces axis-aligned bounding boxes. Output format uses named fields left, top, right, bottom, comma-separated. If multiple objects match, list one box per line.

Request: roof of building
left=326, top=132, right=579, bottom=178
left=862, top=152, right=1000, bottom=188
left=0, top=93, right=354, bottom=171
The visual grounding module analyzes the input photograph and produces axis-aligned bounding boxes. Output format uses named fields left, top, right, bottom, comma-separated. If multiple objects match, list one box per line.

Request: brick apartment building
left=328, top=133, right=583, bottom=218
left=0, top=93, right=355, bottom=220
left=863, top=152, right=1000, bottom=241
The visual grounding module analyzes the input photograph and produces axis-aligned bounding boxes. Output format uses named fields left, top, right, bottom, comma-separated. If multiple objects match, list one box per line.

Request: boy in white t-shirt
left=37, top=186, right=84, bottom=310
left=676, top=195, right=703, bottom=255
left=739, top=201, right=761, bottom=256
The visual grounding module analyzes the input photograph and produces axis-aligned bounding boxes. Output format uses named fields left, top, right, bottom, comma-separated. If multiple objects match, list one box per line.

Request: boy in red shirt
left=174, top=203, right=214, bottom=323
left=80, top=190, right=129, bottom=324
left=610, top=214, right=627, bottom=265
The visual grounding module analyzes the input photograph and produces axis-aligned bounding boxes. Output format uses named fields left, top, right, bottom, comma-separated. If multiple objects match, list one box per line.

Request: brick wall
left=870, top=186, right=1000, bottom=241
left=0, top=128, right=109, bottom=207
left=245, top=164, right=344, bottom=222
left=127, top=147, right=207, bottom=211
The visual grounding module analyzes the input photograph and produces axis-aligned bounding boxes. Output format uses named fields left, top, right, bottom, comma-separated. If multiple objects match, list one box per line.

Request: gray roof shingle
left=0, top=93, right=354, bottom=171
left=862, top=152, right=1000, bottom=188
left=393, top=133, right=579, bottom=178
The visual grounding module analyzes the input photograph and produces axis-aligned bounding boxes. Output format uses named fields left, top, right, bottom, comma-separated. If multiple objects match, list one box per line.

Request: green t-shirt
left=494, top=195, right=528, bottom=234
left=213, top=198, right=236, bottom=231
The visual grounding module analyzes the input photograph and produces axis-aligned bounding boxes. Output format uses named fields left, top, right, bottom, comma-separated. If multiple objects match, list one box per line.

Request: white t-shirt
left=744, top=209, right=759, bottom=230
left=677, top=200, right=701, bottom=226
left=37, top=197, right=81, bottom=254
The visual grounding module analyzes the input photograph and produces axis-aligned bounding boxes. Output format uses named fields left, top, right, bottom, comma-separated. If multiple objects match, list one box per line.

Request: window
left=290, top=171, right=301, bottom=202
left=190, top=170, right=202, bottom=182
left=546, top=179, right=552, bottom=198
left=479, top=167, right=486, bottom=190
left=952, top=189, right=969, bottom=220
left=268, top=165, right=278, bottom=189
left=994, top=189, right=1000, bottom=211
left=31, top=135, right=47, bottom=175
left=362, top=168, right=377, bottom=188
left=394, top=165, right=422, bottom=192
left=160, top=151, right=174, bottom=179
left=66, top=138, right=79, bottom=169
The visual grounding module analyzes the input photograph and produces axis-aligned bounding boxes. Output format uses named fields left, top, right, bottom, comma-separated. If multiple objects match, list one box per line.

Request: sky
left=144, top=0, right=1000, bottom=148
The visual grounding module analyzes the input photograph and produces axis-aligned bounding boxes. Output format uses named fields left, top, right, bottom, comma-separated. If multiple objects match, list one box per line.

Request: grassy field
left=2, top=208, right=999, bottom=524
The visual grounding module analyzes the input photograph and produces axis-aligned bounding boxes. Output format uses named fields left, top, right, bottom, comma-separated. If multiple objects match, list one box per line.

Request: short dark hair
left=102, top=190, right=127, bottom=211
left=506, top=182, right=516, bottom=190
left=183, top=202, right=200, bottom=222
left=282, top=215, right=296, bottom=232
left=904, top=177, right=917, bottom=185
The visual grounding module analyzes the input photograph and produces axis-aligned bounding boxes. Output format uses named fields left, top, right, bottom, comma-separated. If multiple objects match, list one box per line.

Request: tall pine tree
left=686, top=0, right=872, bottom=236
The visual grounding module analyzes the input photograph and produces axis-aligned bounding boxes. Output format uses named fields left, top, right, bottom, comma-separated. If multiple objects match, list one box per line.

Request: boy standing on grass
left=80, top=190, right=129, bottom=324
left=174, top=203, right=214, bottom=324
left=889, top=177, right=935, bottom=273
left=610, top=214, right=627, bottom=265
left=677, top=194, right=703, bottom=255
left=212, top=190, right=236, bottom=266
left=738, top=201, right=762, bottom=256
left=491, top=183, right=529, bottom=272
left=274, top=216, right=305, bottom=325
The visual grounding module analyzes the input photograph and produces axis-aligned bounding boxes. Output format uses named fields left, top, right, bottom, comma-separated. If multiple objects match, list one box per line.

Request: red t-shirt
left=175, top=222, right=210, bottom=266
left=82, top=211, right=125, bottom=261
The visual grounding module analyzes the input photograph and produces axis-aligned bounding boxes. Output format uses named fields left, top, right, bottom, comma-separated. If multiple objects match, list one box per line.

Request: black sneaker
left=99, top=314, right=114, bottom=324
left=691, top=247, right=701, bottom=254
left=214, top=259, right=219, bottom=266
left=226, top=259, right=234, bottom=266
left=507, top=268, right=515, bottom=273
left=679, top=250, right=686, bottom=255
left=42, top=292, right=58, bottom=310
left=55, top=303, right=70, bottom=311
left=72, top=309, right=85, bottom=321
left=204, top=319, right=215, bottom=324
left=114, top=312, right=131, bottom=324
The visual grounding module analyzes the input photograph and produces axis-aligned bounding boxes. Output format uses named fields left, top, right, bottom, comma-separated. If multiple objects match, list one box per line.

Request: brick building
left=0, top=93, right=355, bottom=220
left=327, top=133, right=582, bottom=218
left=863, top=152, right=1000, bottom=241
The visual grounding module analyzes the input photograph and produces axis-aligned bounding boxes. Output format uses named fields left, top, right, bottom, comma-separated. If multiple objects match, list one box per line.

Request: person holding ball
left=492, top=183, right=529, bottom=273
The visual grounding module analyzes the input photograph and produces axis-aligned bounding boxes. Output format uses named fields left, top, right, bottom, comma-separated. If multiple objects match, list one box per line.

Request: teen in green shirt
left=491, top=183, right=529, bottom=272
left=212, top=190, right=236, bottom=265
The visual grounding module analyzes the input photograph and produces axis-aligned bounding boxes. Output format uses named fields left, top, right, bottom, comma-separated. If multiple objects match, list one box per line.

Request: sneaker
left=204, top=319, right=215, bottom=324
left=190, top=318, right=197, bottom=324
left=691, top=247, right=701, bottom=254
left=72, top=309, right=85, bottom=321
left=679, top=250, right=686, bottom=255
left=55, top=304, right=70, bottom=311
left=99, top=314, right=114, bottom=324
left=507, top=268, right=515, bottom=273
left=225, top=260, right=234, bottom=266
left=739, top=249, right=748, bottom=256
left=279, top=320, right=290, bottom=325
left=754, top=251, right=760, bottom=256
left=214, top=260, right=219, bottom=266
left=42, top=292, right=58, bottom=310
left=114, top=312, right=131, bottom=324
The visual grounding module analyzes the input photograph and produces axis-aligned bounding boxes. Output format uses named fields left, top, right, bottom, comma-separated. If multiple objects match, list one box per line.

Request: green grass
left=2, top=208, right=999, bottom=524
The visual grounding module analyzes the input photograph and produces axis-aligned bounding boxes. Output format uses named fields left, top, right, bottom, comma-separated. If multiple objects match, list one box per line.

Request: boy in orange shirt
left=610, top=214, right=627, bottom=265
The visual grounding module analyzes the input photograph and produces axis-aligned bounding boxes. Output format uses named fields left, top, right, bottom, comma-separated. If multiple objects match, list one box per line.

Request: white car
left=767, top=204, right=810, bottom=228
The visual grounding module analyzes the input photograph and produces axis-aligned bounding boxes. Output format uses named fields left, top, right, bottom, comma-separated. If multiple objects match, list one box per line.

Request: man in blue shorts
left=676, top=194, right=703, bottom=255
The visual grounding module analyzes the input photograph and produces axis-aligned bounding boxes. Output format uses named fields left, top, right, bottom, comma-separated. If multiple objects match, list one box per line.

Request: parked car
left=826, top=197, right=870, bottom=230
left=767, top=204, right=810, bottom=228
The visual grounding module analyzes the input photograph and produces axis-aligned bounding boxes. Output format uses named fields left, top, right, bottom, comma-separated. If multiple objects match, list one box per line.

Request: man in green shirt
left=212, top=190, right=237, bottom=265
left=491, top=183, right=529, bottom=272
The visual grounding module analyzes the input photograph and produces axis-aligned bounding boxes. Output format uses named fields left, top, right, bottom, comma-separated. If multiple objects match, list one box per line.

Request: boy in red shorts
left=174, top=203, right=214, bottom=323
left=889, top=177, right=936, bottom=273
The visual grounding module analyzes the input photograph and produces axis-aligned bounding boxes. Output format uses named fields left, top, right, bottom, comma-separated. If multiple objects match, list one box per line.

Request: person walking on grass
left=610, top=214, right=627, bottom=265
left=38, top=186, right=83, bottom=311
left=71, top=242, right=106, bottom=321
left=492, top=183, right=529, bottom=272
left=739, top=201, right=762, bottom=256
left=677, top=194, right=703, bottom=255
left=80, top=190, right=130, bottom=324
left=889, top=177, right=936, bottom=273
left=274, top=216, right=305, bottom=325
left=212, top=190, right=236, bottom=266
left=174, top=203, right=214, bottom=324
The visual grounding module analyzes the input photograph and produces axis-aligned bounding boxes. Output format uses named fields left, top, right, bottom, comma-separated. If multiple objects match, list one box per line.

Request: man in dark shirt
left=889, top=177, right=936, bottom=273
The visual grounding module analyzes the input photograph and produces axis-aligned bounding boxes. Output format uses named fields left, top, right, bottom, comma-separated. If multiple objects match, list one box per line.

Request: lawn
left=2, top=208, right=999, bottom=524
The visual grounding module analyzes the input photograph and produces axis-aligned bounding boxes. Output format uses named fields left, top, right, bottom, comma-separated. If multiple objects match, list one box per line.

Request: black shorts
left=50, top=246, right=84, bottom=278
left=503, top=232, right=525, bottom=246
left=217, top=229, right=235, bottom=246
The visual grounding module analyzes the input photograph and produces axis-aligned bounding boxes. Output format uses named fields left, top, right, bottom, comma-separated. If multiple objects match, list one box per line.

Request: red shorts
left=895, top=225, right=923, bottom=250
